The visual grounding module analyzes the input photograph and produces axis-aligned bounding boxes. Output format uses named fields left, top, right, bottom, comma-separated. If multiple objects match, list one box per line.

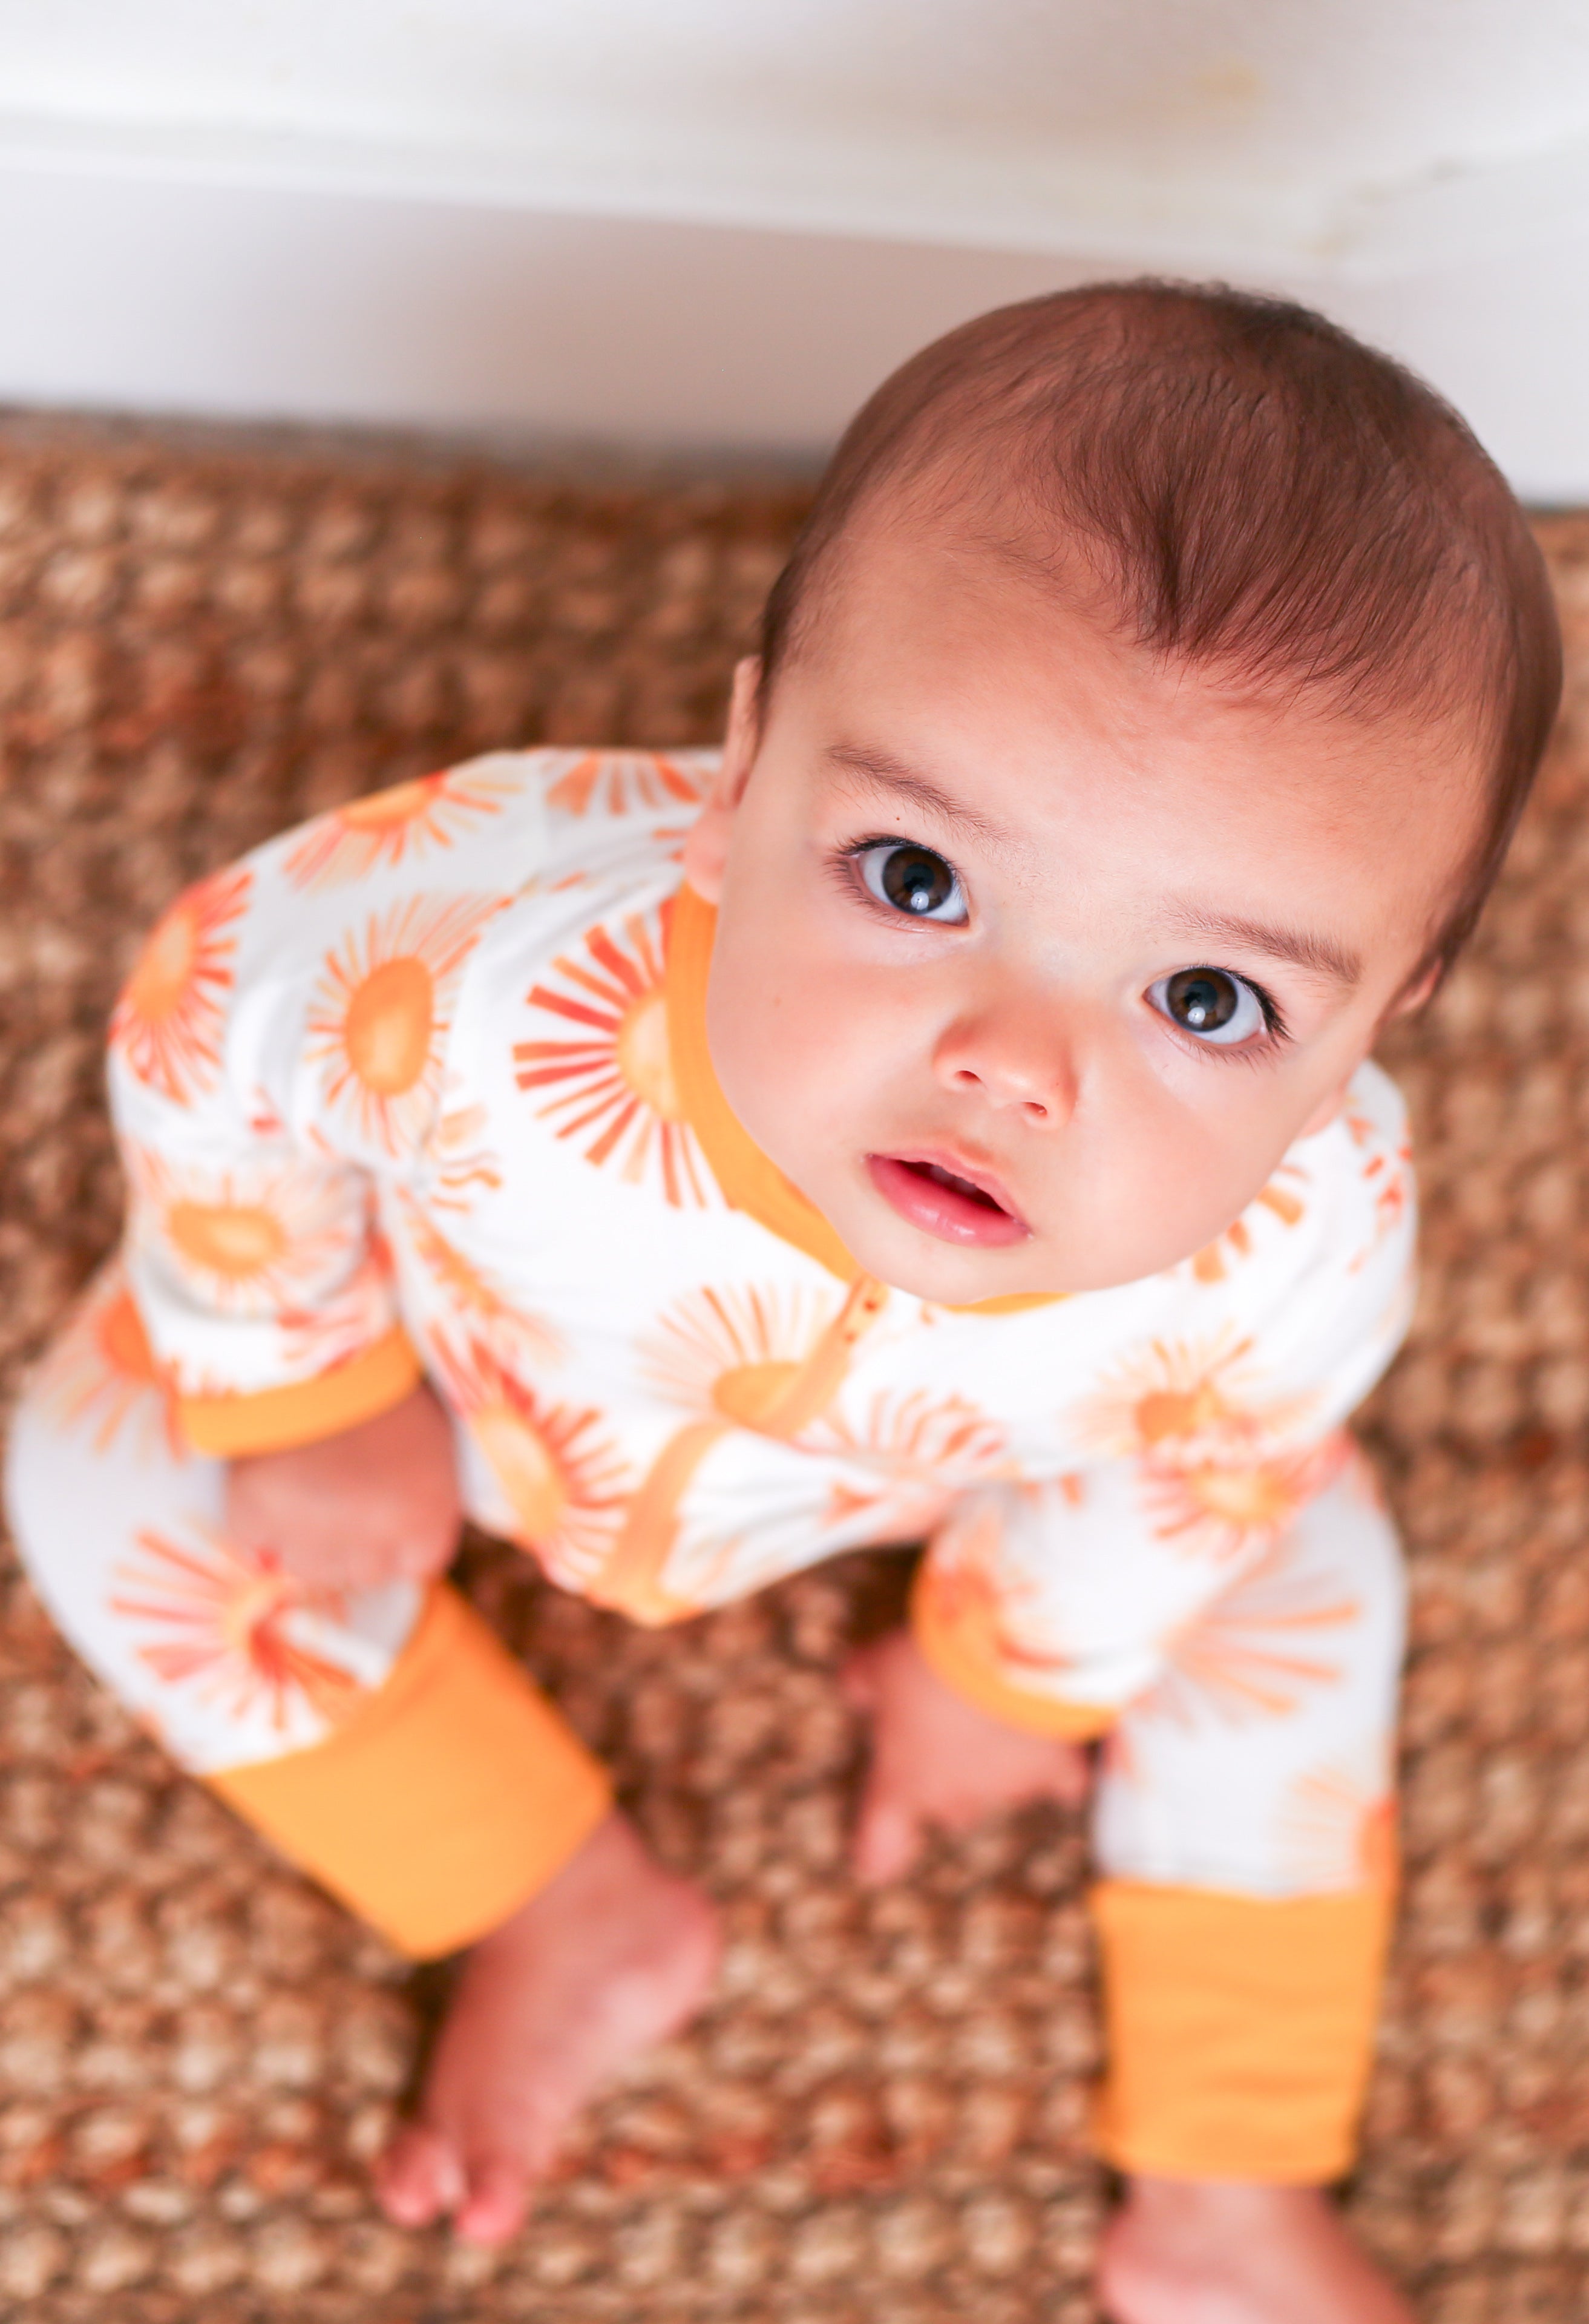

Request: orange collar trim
left=663, top=881, right=1061, bottom=1315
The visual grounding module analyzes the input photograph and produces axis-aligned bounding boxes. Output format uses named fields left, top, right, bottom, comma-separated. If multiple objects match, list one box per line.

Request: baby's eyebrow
left=823, top=745, right=1020, bottom=856
left=1164, top=906, right=1362, bottom=989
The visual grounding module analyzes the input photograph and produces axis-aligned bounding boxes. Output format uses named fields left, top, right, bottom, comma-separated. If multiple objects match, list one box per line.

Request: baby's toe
left=376, top=2122, right=466, bottom=2227
left=455, top=2155, right=531, bottom=2246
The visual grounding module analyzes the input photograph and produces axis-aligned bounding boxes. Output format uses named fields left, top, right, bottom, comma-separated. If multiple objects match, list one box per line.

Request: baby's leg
left=5, top=1269, right=716, bottom=2242
left=1089, top=1457, right=1414, bottom=2323
left=379, top=1811, right=719, bottom=2240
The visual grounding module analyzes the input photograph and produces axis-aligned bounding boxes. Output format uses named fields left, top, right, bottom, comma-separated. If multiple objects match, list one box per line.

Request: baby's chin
left=792, top=1150, right=1237, bottom=1304
left=828, top=1173, right=1242, bottom=1303
left=822, top=1194, right=1090, bottom=1307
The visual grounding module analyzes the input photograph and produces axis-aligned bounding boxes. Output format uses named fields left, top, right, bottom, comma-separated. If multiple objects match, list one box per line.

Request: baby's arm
left=106, top=790, right=521, bottom=1552
left=226, top=1378, right=462, bottom=1592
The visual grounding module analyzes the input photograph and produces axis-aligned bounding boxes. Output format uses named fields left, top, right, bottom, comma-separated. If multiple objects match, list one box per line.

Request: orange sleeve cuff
left=1090, top=1878, right=1395, bottom=2184
left=909, top=1561, right=1115, bottom=1740
left=177, top=1326, right=424, bottom=1456
left=208, top=1583, right=614, bottom=1958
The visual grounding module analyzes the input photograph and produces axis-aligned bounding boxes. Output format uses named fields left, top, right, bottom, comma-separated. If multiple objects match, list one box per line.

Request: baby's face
left=686, top=522, right=1479, bottom=1302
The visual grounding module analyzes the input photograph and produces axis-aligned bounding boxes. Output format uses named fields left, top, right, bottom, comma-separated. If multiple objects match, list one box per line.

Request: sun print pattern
left=110, top=866, right=251, bottom=1106
left=125, top=1144, right=359, bottom=1316
left=110, top=1526, right=365, bottom=1730
left=1343, top=1108, right=1414, bottom=1269
left=1135, top=1532, right=1358, bottom=1730
left=1073, top=1330, right=1312, bottom=1465
left=545, top=751, right=705, bottom=821
left=819, top=1384, right=1007, bottom=1478
left=1144, top=1431, right=1350, bottom=1563
left=513, top=909, right=711, bottom=1206
left=639, top=1276, right=890, bottom=1441
left=304, top=892, right=503, bottom=1155
left=640, top=1281, right=838, bottom=1430
left=419, top=1099, right=504, bottom=1213
left=396, top=1189, right=563, bottom=1367
left=1277, top=1758, right=1397, bottom=1889
left=1188, top=1162, right=1309, bottom=1284
left=426, top=1327, right=629, bottom=1589
left=36, top=1267, right=183, bottom=1459
left=814, top=1388, right=1009, bottom=1535
left=282, top=762, right=522, bottom=889
left=275, top=1233, right=401, bottom=1377
left=918, top=1497, right=1080, bottom=1682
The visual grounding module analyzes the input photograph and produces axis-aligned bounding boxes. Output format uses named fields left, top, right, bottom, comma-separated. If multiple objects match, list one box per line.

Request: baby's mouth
left=866, top=1151, right=1030, bottom=1248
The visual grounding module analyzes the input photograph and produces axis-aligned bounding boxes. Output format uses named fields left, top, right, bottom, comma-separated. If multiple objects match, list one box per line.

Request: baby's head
left=684, top=281, right=1561, bottom=1302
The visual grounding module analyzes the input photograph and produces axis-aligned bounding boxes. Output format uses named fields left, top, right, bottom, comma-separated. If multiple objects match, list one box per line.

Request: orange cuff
left=1090, top=1878, right=1395, bottom=2183
left=209, top=1584, right=613, bottom=1958
left=909, top=1561, right=1115, bottom=1741
left=177, top=1327, right=424, bottom=1456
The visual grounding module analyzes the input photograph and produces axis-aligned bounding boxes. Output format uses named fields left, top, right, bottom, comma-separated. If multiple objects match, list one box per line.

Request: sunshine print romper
left=5, top=749, right=1417, bottom=2182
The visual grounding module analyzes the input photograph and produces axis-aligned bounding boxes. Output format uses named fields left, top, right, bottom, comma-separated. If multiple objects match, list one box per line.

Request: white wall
left=4, top=2, right=1588, bottom=492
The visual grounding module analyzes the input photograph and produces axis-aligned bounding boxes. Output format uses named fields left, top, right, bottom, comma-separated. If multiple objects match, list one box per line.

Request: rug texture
left=1, top=415, right=1588, bottom=2323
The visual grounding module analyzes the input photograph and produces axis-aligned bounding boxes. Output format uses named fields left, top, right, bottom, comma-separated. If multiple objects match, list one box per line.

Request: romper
left=5, top=748, right=1415, bottom=2182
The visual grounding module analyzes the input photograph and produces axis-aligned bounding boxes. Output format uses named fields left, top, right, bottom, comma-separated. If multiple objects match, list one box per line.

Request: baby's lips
left=865, top=1151, right=1031, bottom=1247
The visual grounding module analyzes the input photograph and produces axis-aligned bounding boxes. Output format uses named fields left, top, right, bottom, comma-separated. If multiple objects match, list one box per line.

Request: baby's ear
left=683, top=657, right=761, bottom=903
left=1386, top=960, right=1441, bottom=1019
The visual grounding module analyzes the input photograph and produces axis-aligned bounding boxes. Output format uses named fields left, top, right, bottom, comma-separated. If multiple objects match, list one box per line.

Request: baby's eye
left=1148, top=966, right=1268, bottom=1047
left=857, top=842, right=968, bottom=924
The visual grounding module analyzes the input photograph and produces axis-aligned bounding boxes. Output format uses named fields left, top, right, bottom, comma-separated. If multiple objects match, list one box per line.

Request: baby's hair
left=758, top=280, right=1562, bottom=985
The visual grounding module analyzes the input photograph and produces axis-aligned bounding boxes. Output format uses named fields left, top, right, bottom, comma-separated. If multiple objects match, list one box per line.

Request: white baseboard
left=1, top=153, right=1585, bottom=498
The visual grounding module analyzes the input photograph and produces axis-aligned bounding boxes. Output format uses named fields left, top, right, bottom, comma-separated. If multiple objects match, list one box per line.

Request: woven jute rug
left=1, top=415, right=1587, bottom=2324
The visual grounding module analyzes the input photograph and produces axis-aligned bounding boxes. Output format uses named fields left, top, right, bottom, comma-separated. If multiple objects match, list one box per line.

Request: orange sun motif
left=304, top=891, right=504, bottom=1155
left=917, top=1498, right=1076, bottom=1679
left=110, top=865, right=251, bottom=1105
left=639, top=1276, right=890, bottom=1442
left=276, top=1231, right=401, bottom=1374
left=110, top=1526, right=365, bottom=1730
left=282, top=763, right=522, bottom=890
left=426, top=1328, right=629, bottom=1588
left=816, top=1388, right=1009, bottom=1533
left=512, top=908, right=711, bottom=1207
left=1145, top=1430, right=1349, bottom=1562
left=126, top=1144, right=358, bottom=1315
left=641, top=1281, right=838, bottom=1426
left=1278, top=1761, right=1398, bottom=1889
left=544, top=751, right=706, bottom=821
left=421, top=1100, right=504, bottom=1212
left=1139, top=1533, right=1358, bottom=1729
left=1348, top=1118, right=1414, bottom=1267
left=36, top=1267, right=182, bottom=1457
left=1188, top=1161, right=1310, bottom=1285
left=396, top=1189, right=563, bottom=1366
left=822, top=1386, right=1007, bottom=1476
left=1073, top=1330, right=1311, bottom=1464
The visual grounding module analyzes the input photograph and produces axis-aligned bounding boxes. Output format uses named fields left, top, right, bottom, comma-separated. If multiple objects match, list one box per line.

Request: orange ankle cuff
left=209, top=1584, right=614, bottom=1958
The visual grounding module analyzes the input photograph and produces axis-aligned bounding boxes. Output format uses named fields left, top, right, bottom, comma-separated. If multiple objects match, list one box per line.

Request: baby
left=5, top=283, right=1562, bottom=2322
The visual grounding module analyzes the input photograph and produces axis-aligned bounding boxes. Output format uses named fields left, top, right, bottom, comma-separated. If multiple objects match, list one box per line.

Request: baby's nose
left=932, top=1014, right=1078, bottom=1124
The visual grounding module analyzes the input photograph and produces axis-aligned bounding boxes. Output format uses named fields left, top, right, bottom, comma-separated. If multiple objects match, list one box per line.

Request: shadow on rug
left=1, top=414, right=1587, bottom=2322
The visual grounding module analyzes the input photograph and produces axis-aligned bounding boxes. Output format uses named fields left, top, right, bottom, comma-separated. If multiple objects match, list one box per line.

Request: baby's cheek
left=719, top=980, right=870, bottom=1154
left=1049, top=1112, right=1266, bottom=1288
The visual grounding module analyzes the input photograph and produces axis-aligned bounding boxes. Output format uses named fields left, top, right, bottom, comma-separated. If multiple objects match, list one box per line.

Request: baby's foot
left=1099, top=2175, right=1414, bottom=2324
left=376, top=1810, right=721, bottom=2244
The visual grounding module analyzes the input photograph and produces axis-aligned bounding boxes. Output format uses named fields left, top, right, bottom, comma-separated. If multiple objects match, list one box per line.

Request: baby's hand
left=844, top=1627, right=1091, bottom=1884
left=225, top=1380, right=462, bottom=1594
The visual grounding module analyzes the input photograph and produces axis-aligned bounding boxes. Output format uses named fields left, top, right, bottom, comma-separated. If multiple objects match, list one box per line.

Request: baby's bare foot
left=376, top=1811, right=721, bottom=2244
left=1099, top=2175, right=1414, bottom=2324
